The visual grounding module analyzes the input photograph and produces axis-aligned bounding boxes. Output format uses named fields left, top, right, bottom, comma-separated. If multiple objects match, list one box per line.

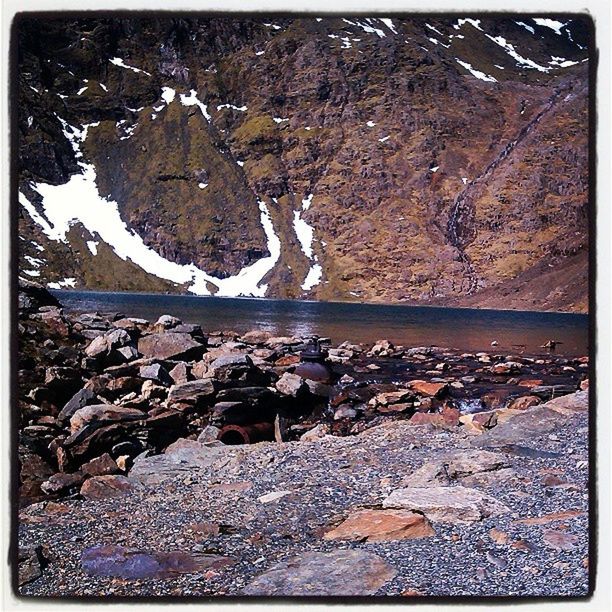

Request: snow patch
left=379, top=135, right=390, bottom=143
left=237, top=160, right=245, bottom=167
left=161, top=87, right=176, bottom=105
left=366, top=120, right=376, bottom=128
left=430, top=165, right=439, bottom=173
left=99, top=83, right=108, bottom=92
left=462, top=177, right=468, bottom=184
left=456, top=59, right=498, bottom=82
left=255, top=51, right=265, bottom=56
left=515, top=21, right=535, bottom=34
left=47, top=277, right=77, bottom=289
left=23, top=270, right=41, bottom=277
left=533, top=18, right=566, bottom=35
left=485, top=35, right=551, bottom=72
left=455, top=19, right=482, bottom=31
left=26, top=119, right=283, bottom=298
left=273, top=117, right=289, bottom=123
left=25, top=255, right=44, bottom=267
left=179, top=89, right=210, bottom=121
left=86, top=240, right=99, bottom=255
left=217, top=103, right=247, bottom=112
left=77, top=86, right=88, bottom=95
left=425, top=23, right=444, bottom=36
left=379, top=18, right=397, bottom=34
left=301, top=264, right=322, bottom=291
left=110, top=57, right=151, bottom=76
left=293, top=210, right=315, bottom=259
left=27, top=116, right=33, bottom=127
left=198, top=183, right=208, bottom=189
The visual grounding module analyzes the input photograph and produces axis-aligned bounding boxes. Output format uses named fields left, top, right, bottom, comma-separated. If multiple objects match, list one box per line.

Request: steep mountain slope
left=16, top=15, right=590, bottom=311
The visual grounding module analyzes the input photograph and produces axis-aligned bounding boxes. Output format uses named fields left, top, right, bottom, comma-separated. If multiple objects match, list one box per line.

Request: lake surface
left=52, top=290, right=589, bottom=356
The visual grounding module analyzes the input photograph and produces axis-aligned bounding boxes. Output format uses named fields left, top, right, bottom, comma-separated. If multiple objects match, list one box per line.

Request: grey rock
left=243, top=550, right=396, bottom=596
left=57, top=388, right=97, bottom=424
left=167, top=379, right=218, bottom=405
left=138, top=332, right=205, bottom=361
left=275, top=372, right=307, bottom=397
left=383, top=486, right=509, bottom=523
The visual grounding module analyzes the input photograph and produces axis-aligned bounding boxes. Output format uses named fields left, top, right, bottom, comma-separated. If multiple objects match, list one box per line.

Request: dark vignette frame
left=7, top=8, right=598, bottom=604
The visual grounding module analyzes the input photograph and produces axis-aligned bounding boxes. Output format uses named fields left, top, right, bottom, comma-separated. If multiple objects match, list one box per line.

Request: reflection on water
left=52, top=290, right=589, bottom=356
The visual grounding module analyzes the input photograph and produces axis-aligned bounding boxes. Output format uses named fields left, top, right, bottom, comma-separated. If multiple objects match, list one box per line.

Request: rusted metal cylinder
left=217, top=422, right=275, bottom=445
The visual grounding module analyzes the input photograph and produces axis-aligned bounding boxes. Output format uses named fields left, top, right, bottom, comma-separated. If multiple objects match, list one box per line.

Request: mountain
left=16, top=15, right=590, bottom=312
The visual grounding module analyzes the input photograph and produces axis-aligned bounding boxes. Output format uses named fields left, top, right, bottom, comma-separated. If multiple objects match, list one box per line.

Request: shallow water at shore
left=52, top=290, right=589, bottom=356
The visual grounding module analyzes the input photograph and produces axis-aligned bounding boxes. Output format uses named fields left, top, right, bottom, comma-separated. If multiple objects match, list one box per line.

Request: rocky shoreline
left=15, top=280, right=590, bottom=597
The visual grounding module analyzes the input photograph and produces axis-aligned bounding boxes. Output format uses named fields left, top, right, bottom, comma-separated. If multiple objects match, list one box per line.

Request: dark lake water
left=52, top=290, right=589, bottom=356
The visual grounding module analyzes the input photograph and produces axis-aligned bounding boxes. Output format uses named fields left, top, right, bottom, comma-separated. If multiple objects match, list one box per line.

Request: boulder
left=169, top=362, right=190, bottom=384
left=167, top=379, right=217, bottom=406
left=57, top=388, right=98, bottom=424
left=81, top=453, right=119, bottom=477
left=69, top=405, right=145, bottom=434
left=275, top=372, right=307, bottom=397
left=324, top=509, right=434, bottom=542
left=471, top=405, right=572, bottom=448
left=544, top=390, right=588, bottom=415
left=383, top=486, right=509, bottom=523
left=154, top=314, right=182, bottom=329
left=80, top=475, right=135, bottom=500
left=239, top=330, right=273, bottom=344
left=409, top=380, right=448, bottom=397
left=138, top=332, right=205, bottom=361
left=402, top=450, right=512, bottom=487
left=18, top=545, right=48, bottom=587
left=242, top=550, right=396, bottom=596
left=40, top=472, right=84, bottom=495
left=507, top=395, right=541, bottom=411
left=139, top=363, right=173, bottom=385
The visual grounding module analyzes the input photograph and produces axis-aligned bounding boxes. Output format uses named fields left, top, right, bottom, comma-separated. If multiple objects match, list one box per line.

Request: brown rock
left=518, top=379, right=544, bottom=388
left=374, top=390, right=412, bottom=406
left=80, top=475, right=135, bottom=500
left=472, top=411, right=498, bottom=429
left=378, top=403, right=412, bottom=414
left=70, top=404, right=145, bottom=434
left=81, top=453, right=119, bottom=477
left=274, top=354, right=300, bottom=367
left=512, top=539, right=536, bottom=553
left=138, top=332, right=205, bottom=360
left=409, top=380, right=448, bottom=397
left=40, top=471, right=84, bottom=495
left=169, top=362, right=190, bottom=384
left=167, top=379, right=218, bottom=405
left=242, top=549, right=396, bottom=596
left=508, top=396, right=541, bottom=411
left=239, top=330, right=273, bottom=344
left=323, top=509, right=434, bottom=542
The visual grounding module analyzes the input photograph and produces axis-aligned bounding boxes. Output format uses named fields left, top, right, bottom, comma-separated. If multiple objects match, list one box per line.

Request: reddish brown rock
left=518, top=379, right=544, bottom=388
left=409, top=380, right=448, bottom=398
left=508, top=395, right=541, bottom=411
left=323, top=509, right=434, bottom=542
left=81, top=453, right=119, bottom=477
left=274, top=354, right=300, bottom=367
left=80, top=475, right=135, bottom=500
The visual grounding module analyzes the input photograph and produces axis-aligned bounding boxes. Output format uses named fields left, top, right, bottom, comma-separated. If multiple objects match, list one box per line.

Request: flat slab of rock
left=167, top=379, right=217, bottom=405
left=138, top=332, right=204, bottom=361
left=242, top=550, right=396, bottom=596
left=471, top=405, right=571, bottom=448
left=383, top=486, right=509, bottom=523
left=129, top=440, right=226, bottom=485
left=81, top=544, right=233, bottom=579
left=80, top=475, right=135, bottom=500
left=402, top=450, right=512, bottom=487
left=70, top=405, right=145, bottom=435
left=324, top=509, right=434, bottom=541
left=544, top=390, right=588, bottom=415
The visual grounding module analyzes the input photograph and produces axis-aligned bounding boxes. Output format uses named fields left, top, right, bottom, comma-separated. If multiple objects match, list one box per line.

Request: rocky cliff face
left=16, top=15, right=590, bottom=311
